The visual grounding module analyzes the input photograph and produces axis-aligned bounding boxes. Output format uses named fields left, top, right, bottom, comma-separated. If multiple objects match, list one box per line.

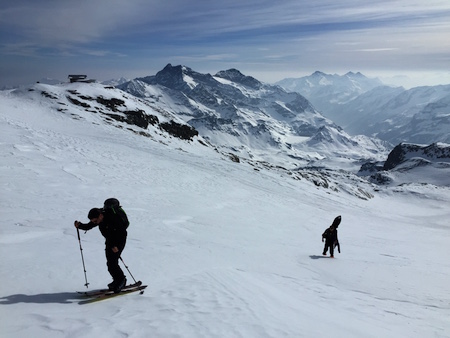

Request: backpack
left=103, top=198, right=129, bottom=229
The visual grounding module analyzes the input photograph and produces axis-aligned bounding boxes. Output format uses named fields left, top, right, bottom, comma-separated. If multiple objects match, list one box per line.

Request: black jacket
left=322, top=227, right=338, bottom=244
left=79, top=211, right=127, bottom=248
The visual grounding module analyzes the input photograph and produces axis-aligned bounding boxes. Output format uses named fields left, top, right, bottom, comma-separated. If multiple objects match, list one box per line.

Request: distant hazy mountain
left=277, top=72, right=450, bottom=145
left=101, top=77, right=130, bottom=87
left=36, top=77, right=63, bottom=85
left=372, top=87, right=450, bottom=144
left=276, top=71, right=383, bottom=111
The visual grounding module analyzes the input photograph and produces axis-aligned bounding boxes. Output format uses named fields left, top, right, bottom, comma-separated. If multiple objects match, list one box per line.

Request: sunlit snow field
left=1, top=89, right=449, bottom=337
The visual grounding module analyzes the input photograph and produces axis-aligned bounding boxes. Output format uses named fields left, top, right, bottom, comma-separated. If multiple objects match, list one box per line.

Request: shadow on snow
left=309, top=255, right=332, bottom=259
left=0, top=292, right=87, bottom=305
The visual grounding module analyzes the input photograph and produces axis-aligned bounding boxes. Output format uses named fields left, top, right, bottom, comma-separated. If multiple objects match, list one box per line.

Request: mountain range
left=1, top=64, right=449, bottom=190
left=117, top=64, right=389, bottom=171
left=276, top=72, right=450, bottom=145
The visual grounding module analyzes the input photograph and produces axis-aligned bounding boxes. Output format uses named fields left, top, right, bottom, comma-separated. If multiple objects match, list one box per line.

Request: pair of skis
left=77, top=281, right=147, bottom=303
left=75, top=228, right=146, bottom=303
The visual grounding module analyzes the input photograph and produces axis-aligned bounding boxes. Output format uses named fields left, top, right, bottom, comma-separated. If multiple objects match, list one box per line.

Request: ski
left=77, top=281, right=143, bottom=297
left=78, top=284, right=147, bottom=304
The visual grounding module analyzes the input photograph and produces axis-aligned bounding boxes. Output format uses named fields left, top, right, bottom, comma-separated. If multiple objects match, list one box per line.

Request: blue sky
left=1, top=0, right=450, bottom=88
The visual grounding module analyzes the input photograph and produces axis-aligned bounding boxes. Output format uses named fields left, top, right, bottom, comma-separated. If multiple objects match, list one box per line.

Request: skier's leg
left=106, top=246, right=125, bottom=282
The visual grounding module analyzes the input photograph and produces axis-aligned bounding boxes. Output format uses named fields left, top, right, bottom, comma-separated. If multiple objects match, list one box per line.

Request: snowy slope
left=1, top=81, right=450, bottom=337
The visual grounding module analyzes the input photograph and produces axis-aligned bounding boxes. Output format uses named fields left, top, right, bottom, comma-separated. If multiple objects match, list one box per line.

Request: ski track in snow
left=1, top=90, right=450, bottom=337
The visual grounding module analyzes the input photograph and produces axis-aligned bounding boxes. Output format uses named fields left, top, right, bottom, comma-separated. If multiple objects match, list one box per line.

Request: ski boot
left=114, top=277, right=127, bottom=293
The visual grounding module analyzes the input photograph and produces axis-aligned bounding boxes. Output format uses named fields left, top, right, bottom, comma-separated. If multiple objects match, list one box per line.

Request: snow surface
left=1, top=89, right=450, bottom=337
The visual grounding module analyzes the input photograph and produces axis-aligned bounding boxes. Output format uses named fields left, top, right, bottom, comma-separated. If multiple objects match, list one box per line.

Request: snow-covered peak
left=344, top=71, right=365, bottom=79
left=215, top=69, right=263, bottom=90
left=136, top=64, right=219, bottom=92
left=311, top=70, right=327, bottom=78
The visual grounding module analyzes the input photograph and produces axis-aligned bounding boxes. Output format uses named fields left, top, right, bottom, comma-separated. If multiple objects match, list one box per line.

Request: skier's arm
left=74, top=220, right=96, bottom=231
left=322, top=229, right=329, bottom=241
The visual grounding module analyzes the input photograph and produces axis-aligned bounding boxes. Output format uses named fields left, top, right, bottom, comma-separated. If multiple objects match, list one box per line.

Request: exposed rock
left=96, top=97, right=125, bottom=112
left=160, top=121, right=199, bottom=140
left=383, top=142, right=450, bottom=170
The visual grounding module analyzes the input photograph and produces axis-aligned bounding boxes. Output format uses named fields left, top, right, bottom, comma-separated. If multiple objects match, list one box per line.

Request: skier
left=322, top=216, right=341, bottom=258
left=74, top=206, right=128, bottom=293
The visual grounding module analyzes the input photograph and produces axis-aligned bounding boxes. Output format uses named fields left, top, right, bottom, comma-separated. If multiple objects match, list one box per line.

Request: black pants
left=105, top=237, right=126, bottom=282
left=323, top=240, right=334, bottom=256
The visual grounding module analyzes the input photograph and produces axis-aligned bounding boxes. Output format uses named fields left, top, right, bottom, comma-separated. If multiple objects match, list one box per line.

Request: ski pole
left=76, top=228, right=89, bottom=288
left=119, top=256, right=138, bottom=284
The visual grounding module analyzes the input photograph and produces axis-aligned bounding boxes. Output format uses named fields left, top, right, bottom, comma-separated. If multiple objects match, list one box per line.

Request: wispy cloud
left=355, top=48, right=399, bottom=52
left=3, top=1, right=449, bottom=45
left=1, top=0, right=449, bottom=86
